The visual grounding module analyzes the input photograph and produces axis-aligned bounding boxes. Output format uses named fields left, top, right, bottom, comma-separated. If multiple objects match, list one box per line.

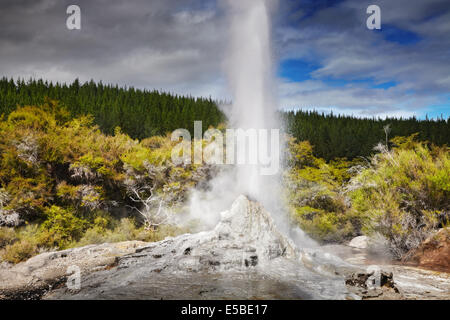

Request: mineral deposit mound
left=46, top=195, right=360, bottom=300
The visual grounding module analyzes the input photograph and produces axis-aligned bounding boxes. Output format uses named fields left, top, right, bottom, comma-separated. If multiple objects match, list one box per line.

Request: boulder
left=348, top=236, right=369, bottom=249
left=0, top=240, right=147, bottom=299
left=345, top=270, right=401, bottom=299
left=44, top=195, right=359, bottom=300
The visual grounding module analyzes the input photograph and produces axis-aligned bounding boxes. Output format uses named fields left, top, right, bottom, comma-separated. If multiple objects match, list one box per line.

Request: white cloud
left=277, top=78, right=443, bottom=118
left=0, top=0, right=448, bottom=118
left=0, top=0, right=227, bottom=99
left=275, top=0, right=450, bottom=117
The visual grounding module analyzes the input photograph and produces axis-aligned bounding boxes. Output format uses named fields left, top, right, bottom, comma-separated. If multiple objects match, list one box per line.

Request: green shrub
left=76, top=218, right=182, bottom=247
left=39, top=206, right=88, bottom=248
left=1, top=239, right=38, bottom=264
left=284, top=137, right=362, bottom=243
left=0, top=227, right=16, bottom=248
left=349, top=136, right=449, bottom=259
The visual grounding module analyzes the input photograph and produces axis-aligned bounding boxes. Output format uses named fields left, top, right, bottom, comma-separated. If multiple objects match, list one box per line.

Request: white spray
left=186, top=0, right=316, bottom=248
left=225, top=0, right=278, bottom=201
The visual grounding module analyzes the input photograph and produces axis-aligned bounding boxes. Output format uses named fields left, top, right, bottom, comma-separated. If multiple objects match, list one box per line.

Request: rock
left=6, top=195, right=444, bottom=300
left=408, top=228, right=450, bottom=273
left=44, top=195, right=359, bottom=300
left=348, top=236, right=369, bottom=249
left=0, top=211, right=22, bottom=227
left=0, top=241, right=147, bottom=299
left=345, top=270, right=401, bottom=299
left=386, top=265, right=450, bottom=300
left=323, top=243, right=450, bottom=300
left=115, top=195, right=299, bottom=274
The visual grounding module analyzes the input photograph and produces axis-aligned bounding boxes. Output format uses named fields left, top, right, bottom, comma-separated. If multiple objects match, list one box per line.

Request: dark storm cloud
left=0, top=0, right=448, bottom=117
left=0, top=0, right=227, bottom=97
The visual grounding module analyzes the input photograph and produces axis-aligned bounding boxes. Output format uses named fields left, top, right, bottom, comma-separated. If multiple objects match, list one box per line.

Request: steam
left=185, top=0, right=276, bottom=226
left=225, top=0, right=278, bottom=202
left=184, top=0, right=317, bottom=248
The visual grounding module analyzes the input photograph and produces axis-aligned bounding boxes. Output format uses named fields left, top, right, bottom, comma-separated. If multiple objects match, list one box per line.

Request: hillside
left=0, top=77, right=225, bottom=138
left=1, top=78, right=449, bottom=161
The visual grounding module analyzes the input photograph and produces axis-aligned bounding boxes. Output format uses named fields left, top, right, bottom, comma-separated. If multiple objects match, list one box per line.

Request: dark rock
left=345, top=270, right=401, bottom=299
left=0, top=212, right=22, bottom=227
left=407, top=228, right=450, bottom=273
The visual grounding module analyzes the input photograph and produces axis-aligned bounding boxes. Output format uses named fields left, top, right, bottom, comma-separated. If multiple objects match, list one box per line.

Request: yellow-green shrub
left=75, top=218, right=183, bottom=247
left=39, top=206, right=88, bottom=248
left=1, top=239, right=38, bottom=264
left=0, top=227, right=15, bottom=248
left=284, top=137, right=361, bottom=242
left=0, top=101, right=217, bottom=263
left=350, top=135, right=449, bottom=258
left=0, top=224, right=41, bottom=263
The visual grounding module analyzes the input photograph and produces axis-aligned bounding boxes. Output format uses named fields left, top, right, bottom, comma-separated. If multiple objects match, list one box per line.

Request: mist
left=180, top=0, right=316, bottom=249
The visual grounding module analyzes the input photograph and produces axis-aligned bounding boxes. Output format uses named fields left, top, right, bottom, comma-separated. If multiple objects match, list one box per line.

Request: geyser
left=186, top=0, right=283, bottom=230
left=45, top=196, right=356, bottom=300
left=225, top=0, right=278, bottom=201
left=186, top=0, right=313, bottom=250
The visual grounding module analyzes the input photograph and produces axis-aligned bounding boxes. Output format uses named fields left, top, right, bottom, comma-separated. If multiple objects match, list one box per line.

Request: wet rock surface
left=0, top=241, right=146, bottom=299
left=2, top=196, right=449, bottom=300
left=321, top=243, right=450, bottom=300
left=44, top=196, right=359, bottom=300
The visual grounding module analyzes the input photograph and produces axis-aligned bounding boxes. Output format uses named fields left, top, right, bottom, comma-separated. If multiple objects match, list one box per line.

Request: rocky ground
left=321, top=242, right=450, bottom=300
left=0, top=241, right=147, bottom=299
left=1, top=195, right=449, bottom=300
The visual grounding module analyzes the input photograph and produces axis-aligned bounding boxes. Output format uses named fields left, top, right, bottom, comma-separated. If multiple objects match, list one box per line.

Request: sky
left=0, top=0, right=449, bottom=119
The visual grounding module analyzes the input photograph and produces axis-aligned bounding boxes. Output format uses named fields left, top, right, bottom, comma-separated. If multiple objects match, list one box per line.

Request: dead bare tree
left=126, top=185, right=172, bottom=230
left=124, top=161, right=181, bottom=230
left=373, top=142, right=399, bottom=167
left=383, top=124, right=391, bottom=149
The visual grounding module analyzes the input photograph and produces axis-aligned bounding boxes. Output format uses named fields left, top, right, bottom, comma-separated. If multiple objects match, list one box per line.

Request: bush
left=0, top=227, right=16, bottom=248
left=0, top=225, right=43, bottom=263
left=1, top=239, right=38, bottom=264
left=39, top=206, right=88, bottom=248
left=284, top=137, right=362, bottom=242
left=76, top=218, right=182, bottom=247
left=349, top=135, right=450, bottom=259
left=0, top=101, right=216, bottom=263
left=291, top=206, right=359, bottom=243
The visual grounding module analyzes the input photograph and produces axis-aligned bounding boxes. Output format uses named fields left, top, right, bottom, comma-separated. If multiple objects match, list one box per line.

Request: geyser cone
left=46, top=196, right=357, bottom=300
left=121, top=195, right=299, bottom=272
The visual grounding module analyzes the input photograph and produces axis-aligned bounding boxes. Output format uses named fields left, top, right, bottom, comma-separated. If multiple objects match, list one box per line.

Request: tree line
left=282, top=110, right=449, bottom=160
left=0, top=77, right=225, bottom=139
left=1, top=77, right=448, bottom=160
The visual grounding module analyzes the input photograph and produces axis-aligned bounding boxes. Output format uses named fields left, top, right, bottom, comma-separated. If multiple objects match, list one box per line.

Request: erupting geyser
left=225, top=0, right=278, bottom=201
left=45, top=196, right=357, bottom=300
left=186, top=0, right=285, bottom=229
left=43, top=0, right=361, bottom=301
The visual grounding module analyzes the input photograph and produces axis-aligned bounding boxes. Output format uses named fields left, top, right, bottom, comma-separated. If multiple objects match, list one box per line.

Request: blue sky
left=0, top=0, right=448, bottom=119
left=275, top=0, right=450, bottom=119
